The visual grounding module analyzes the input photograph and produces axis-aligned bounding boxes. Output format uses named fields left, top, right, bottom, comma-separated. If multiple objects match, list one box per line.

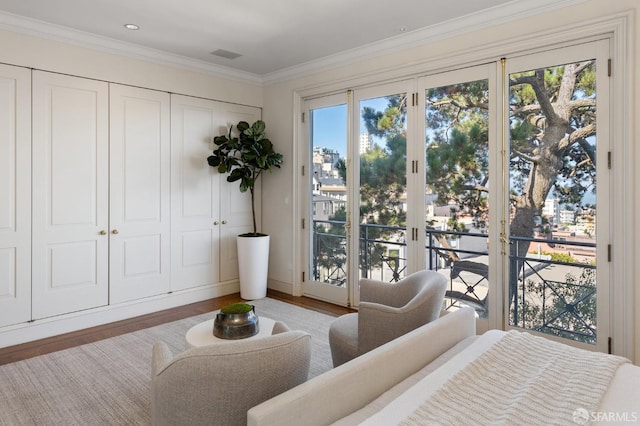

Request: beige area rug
left=0, top=298, right=336, bottom=426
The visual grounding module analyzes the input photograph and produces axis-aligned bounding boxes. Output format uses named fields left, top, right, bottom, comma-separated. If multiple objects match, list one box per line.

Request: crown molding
left=0, top=10, right=263, bottom=85
left=261, top=0, right=588, bottom=85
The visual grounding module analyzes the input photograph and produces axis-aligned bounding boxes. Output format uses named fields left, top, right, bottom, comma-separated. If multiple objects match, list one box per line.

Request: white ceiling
left=0, top=0, right=579, bottom=79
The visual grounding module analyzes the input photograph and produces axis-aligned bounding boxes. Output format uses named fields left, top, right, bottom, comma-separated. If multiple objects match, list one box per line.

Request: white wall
left=261, top=0, right=640, bottom=363
left=0, top=28, right=262, bottom=107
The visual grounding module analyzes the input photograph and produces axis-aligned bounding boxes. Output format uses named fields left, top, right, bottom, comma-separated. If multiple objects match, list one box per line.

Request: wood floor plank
left=0, top=291, right=354, bottom=365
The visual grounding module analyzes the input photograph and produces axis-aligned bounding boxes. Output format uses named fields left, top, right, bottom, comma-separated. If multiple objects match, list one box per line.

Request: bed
left=247, top=308, right=640, bottom=425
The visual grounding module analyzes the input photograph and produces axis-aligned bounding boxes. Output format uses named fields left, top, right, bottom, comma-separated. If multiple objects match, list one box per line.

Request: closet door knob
left=214, top=221, right=219, bottom=225
left=99, top=230, right=106, bottom=235
left=112, top=229, right=119, bottom=235
left=221, top=220, right=227, bottom=225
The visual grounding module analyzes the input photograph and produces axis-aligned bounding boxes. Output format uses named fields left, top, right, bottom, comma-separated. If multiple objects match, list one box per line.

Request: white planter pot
left=236, top=235, right=270, bottom=300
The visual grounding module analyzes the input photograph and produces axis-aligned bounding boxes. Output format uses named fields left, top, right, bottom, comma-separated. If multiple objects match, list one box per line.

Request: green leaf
left=236, top=121, right=250, bottom=133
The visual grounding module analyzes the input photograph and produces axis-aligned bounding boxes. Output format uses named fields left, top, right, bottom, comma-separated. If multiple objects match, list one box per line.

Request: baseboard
left=0, top=281, right=240, bottom=348
left=267, top=278, right=293, bottom=295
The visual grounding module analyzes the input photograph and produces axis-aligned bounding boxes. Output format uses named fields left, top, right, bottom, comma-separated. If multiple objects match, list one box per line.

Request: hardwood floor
left=0, top=290, right=354, bottom=366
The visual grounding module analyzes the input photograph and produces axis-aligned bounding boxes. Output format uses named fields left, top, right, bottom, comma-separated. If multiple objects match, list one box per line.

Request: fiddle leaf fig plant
left=207, top=120, right=283, bottom=236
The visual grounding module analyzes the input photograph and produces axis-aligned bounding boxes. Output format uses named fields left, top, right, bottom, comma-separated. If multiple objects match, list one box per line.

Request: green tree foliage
left=426, top=80, right=490, bottom=228
left=360, top=100, right=407, bottom=227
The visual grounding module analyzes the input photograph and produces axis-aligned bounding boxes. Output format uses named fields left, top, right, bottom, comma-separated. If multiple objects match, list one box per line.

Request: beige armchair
left=151, top=322, right=311, bottom=426
left=328, top=270, right=447, bottom=367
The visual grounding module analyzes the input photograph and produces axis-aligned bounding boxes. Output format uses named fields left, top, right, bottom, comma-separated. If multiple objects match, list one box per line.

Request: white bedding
left=353, top=330, right=639, bottom=425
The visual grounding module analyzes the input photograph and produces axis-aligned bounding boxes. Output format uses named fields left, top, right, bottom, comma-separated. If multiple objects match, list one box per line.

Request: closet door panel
left=109, top=84, right=170, bottom=303
left=32, top=71, right=109, bottom=319
left=0, top=64, right=31, bottom=327
left=171, top=95, right=220, bottom=290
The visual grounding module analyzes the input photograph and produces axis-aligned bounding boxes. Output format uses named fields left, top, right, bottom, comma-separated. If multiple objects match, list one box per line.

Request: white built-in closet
left=0, top=65, right=260, bottom=330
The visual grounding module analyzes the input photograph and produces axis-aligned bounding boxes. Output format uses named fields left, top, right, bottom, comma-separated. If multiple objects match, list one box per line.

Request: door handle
left=112, top=229, right=119, bottom=235
left=99, top=230, right=106, bottom=235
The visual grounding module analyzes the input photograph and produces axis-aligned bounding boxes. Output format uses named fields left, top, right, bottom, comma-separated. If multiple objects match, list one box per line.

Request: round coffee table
left=184, top=316, right=276, bottom=349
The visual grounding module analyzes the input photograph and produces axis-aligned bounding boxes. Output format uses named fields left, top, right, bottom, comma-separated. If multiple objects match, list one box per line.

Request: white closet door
left=171, top=95, right=222, bottom=290
left=109, top=84, right=171, bottom=303
left=0, top=64, right=31, bottom=327
left=32, top=71, right=109, bottom=319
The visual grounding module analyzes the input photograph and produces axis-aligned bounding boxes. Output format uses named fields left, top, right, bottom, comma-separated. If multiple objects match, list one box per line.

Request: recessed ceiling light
left=124, top=24, right=139, bottom=30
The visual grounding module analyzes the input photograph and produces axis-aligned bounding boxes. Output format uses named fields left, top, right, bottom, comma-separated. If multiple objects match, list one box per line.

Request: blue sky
left=311, top=104, right=347, bottom=157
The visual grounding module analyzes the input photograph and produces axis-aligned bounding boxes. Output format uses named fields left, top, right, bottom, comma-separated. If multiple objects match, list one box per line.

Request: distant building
left=313, top=147, right=341, bottom=179
left=359, top=133, right=372, bottom=154
left=559, top=209, right=575, bottom=224
left=542, top=198, right=560, bottom=225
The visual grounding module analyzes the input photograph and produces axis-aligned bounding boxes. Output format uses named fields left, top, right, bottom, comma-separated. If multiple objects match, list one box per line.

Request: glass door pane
left=423, top=78, right=491, bottom=321
left=304, top=95, right=349, bottom=305
left=357, top=90, right=407, bottom=282
left=506, top=41, right=609, bottom=349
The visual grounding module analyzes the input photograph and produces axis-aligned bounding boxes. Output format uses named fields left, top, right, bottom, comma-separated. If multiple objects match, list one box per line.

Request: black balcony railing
left=312, top=220, right=598, bottom=344
left=509, top=236, right=597, bottom=344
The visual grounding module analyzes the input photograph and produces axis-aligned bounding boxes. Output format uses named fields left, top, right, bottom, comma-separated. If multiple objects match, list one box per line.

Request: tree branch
left=511, top=148, right=540, bottom=163
left=557, top=123, right=596, bottom=151
left=461, top=184, right=490, bottom=193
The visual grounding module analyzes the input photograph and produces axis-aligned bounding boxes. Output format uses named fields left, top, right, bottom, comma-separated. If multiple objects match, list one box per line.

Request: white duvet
left=357, top=330, right=639, bottom=425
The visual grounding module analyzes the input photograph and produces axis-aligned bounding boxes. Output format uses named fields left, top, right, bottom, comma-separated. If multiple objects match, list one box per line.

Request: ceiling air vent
left=210, top=49, right=242, bottom=60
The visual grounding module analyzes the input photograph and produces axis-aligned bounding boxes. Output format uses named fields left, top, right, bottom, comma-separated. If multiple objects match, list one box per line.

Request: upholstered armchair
left=151, top=322, right=311, bottom=426
left=328, top=270, right=447, bottom=367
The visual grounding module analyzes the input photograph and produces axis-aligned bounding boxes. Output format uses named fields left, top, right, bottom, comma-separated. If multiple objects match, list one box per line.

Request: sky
left=311, top=104, right=347, bottom=157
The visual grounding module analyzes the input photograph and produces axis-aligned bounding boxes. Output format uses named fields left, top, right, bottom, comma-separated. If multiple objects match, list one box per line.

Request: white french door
left=302, top=81, right=416, bottom=307
left=302, top=93, right=350, bottom=306
left=417, top=64, right=497, bottom=334
left=351, top=81, right=416, bottom=307
left=504, top=40, right=610, bottom=352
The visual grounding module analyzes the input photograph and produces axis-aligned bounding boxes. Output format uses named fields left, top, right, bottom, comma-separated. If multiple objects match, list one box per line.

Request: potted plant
left=213, top=302, right=259, bottom=339
left=207, top=120, right=283, bottom=299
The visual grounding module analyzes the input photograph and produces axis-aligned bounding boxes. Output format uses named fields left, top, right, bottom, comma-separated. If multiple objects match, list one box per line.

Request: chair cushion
left=329, top=313, right=359, bottom=367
